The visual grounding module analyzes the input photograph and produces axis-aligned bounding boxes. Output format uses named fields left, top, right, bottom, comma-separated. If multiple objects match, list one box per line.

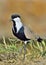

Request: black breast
left=12, top=26, right=30, bottom=41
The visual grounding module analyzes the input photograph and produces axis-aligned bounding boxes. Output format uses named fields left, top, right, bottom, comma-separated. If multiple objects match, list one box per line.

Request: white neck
left=13, top=17, right=23, bottom=33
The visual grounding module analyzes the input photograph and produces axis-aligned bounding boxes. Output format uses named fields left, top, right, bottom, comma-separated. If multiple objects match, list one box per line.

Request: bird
left=10, top=14, right=43, bottom=59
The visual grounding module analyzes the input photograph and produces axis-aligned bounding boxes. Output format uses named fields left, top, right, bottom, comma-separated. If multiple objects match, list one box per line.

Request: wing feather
left=24, top=25, right=39, bottom=40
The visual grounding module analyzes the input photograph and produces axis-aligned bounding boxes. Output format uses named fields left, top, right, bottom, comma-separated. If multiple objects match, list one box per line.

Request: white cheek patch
left=13, top=17, right=23, bottom=33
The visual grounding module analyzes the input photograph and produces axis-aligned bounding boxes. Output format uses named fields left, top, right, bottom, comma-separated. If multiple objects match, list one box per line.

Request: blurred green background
left=0, top=0, right=46, bottom=38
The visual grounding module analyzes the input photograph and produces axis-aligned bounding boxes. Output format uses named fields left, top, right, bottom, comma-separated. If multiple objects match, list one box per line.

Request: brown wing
left=24, top=25, right=37, bottom=40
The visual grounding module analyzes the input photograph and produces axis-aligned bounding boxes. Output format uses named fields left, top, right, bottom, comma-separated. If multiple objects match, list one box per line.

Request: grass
left=0, top=37, right=46, bottom=60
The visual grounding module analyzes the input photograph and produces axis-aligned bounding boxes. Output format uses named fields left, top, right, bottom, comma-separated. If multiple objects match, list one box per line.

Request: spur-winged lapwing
left=11, top=14, right=42, bottom=59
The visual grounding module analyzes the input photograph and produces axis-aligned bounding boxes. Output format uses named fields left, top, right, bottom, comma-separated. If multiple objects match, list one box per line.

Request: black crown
left=11, top=14, right=20, bottom=19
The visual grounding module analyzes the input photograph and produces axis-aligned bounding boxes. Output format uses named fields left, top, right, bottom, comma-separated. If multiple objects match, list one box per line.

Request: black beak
left=10, top=19, right=16, bottom=25
left=9, top=18, right=13, bottom=22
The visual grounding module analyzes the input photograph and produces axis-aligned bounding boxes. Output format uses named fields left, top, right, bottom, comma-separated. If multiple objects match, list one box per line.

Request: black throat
left=13, top=21, right=17, bottom=33
left=12, top=25, right=30, bottom=41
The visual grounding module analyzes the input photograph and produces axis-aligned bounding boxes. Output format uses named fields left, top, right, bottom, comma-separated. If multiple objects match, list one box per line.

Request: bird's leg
left=23, top=41, right=27, bottom=60
left=18, top=41, right=27, bottom=60
left=18, top=41, right=27, bottom=59
left=18, top=45, right=24, bottom=54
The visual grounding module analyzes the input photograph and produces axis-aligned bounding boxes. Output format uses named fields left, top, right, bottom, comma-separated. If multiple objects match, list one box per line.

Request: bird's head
left=11, top=14, right=21, bottom=24
left=11, top=14, right=23, bottom=33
